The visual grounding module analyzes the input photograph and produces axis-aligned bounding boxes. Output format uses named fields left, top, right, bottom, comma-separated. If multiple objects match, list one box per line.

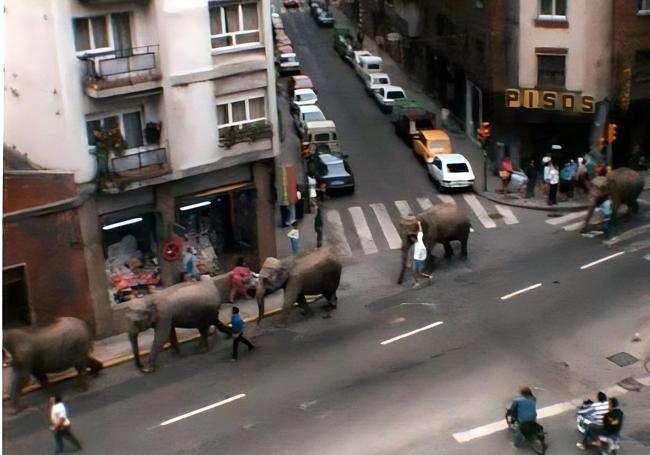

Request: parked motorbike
left=505, top=409, right=547, bottom=454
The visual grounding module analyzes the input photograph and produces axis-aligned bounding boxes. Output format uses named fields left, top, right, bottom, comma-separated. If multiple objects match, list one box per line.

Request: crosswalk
left=322, top=194, right=525, bottom=257
left=544, top=210, right=589, bottom=232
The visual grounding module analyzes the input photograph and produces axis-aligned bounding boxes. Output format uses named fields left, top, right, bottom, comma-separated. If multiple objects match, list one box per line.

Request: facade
left=4, top=0, right=279, bottom=337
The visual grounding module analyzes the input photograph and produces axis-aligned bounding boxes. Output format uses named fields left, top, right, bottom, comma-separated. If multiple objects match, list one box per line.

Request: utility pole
left=477, top=122, right=491, bottom=191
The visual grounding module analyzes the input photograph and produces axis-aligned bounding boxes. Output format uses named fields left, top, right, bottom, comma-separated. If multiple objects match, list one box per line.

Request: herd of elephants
left=3, top=168, right=643, bottom=410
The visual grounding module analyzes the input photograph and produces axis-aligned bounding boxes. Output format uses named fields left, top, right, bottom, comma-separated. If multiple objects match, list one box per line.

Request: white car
left=293, top=105, right=326, bottom=136
left=427, top=153, right=475, bottom=190
left=276, top=53, right=300, bottom=75
left=362, top=72, right=391, bottom=94
left=291, top=88, right=318, bottom=110
left=372, top=84, right=406, bottom=113
left=349, top=50, right=372, bottom=68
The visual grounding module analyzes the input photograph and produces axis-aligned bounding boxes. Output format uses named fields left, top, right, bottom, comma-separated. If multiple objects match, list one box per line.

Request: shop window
left=73, top=12, right=132, bottom=54
left=102, top=213, right=160, bottom=304
left=209, top=2, right=260, bottom=50
left=216, top=96, right=266, bottom=129
left=537, top=54, right=566, bottom=88
left=3, top=265, right=31, bottom=329
left=86, top=111, right=144, bottom=149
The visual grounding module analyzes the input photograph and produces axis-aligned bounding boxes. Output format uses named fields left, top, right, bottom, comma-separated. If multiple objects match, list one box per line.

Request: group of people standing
left=286, top=176, right=325, bottom=256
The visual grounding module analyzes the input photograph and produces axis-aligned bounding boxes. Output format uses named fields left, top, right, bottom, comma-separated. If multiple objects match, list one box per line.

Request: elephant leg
left=214, top=315, right=233, bottom=339
left=147, top=321, right=171, bottom=373
left=34, top=371, right=49, bottom=388
left=581, top=204, right=597, bottom=232
left=279, top=287, right=300, bottom=326
left=169, top=328, right=181, bottom=354
left=10, top=368, right=29, bottom=409
left=443, top=241, right=453, bottom=259
left=73, top=361, right=90, bottom=390
left=629, top=199, right=639, bottom=215
left=297, top=294, right=312, bottom=317
left=86, top=355, right=103, bottom=375
left=460, top=236, right=469, bottom=259
left=197, top=326, right=210, bottom=352
left=129, top=332, right=144, bottom=371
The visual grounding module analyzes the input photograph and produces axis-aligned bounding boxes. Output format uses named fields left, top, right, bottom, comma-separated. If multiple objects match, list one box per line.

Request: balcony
left=99, top=143, right=171, bottom=192
left=80, top=45, right=162, bottom=99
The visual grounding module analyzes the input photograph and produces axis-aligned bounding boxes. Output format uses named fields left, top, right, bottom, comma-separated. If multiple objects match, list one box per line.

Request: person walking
left=547, top=160, right=559, bottom=206
left=499, top=156, right=513, bottom=196
left=287, top=222, right=300, bottom=255
left=50, top=393, right=82, bottom=453
left=412, top=221, right=430, bottom=288
left=597, top=196, right=613, bottom=239
left=230, top=306, right=254, bottom=361
left=182, top=247, right=198, bottom=281
left=314, top=205, right=323, bottom=248
left=523, top=159, right=537, bottom=198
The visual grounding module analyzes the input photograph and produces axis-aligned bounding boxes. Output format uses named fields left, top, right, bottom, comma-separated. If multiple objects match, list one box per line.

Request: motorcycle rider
left=509, top=387, right=539, bottom=444
left=577, top=397, right=624, bottom=450
left=578, top=391, right=609, bottom=431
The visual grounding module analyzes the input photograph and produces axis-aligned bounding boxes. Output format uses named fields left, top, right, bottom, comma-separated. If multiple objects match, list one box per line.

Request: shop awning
left=191, top=182, right=249, bottom=198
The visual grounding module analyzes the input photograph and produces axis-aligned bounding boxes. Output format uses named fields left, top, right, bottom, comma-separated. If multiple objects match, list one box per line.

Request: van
left=301, top=120, right=339, bottom=157
left=362, top=72, right=391, bottom=94
left=356, top=56, right=383, bottom=77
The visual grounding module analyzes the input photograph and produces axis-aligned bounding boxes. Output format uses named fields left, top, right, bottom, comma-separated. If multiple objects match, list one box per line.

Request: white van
left=301, top=120, right=339, bottom=157
left=362, top=72, right=391, bottom=94
left=356, top=55, right=383, bottom=77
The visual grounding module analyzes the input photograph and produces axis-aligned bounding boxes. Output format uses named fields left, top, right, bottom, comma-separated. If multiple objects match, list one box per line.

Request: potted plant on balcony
left=93, top=126, right=128, bottom=188
left=219, top=121, right=273, bottom=149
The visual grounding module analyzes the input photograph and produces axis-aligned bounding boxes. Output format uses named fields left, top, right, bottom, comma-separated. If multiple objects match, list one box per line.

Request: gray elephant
left=3, top=317, right=102, bottom=409
left=256, top=248, right=342, bottom=326
left=125, top=277, right=232, bottom=373
left=582, top=167, right=643, bottom=231
left=397, top=203, right=471, bottom=284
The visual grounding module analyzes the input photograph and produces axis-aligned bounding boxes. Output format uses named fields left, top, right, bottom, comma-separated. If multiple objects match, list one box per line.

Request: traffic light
left=607, top=123, right=618, bottom=144
left=477, top=122, right=491, bottom=143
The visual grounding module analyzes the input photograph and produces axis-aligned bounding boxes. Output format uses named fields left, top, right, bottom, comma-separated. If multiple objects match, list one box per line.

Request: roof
left=360, top=55, right=382, bottom=63
left=382, top=85, right=404, bottom=93
left=280, top=53, right=297, bottom=58
left=370, top=72, right=390, bottom=79
left=420, top=129, right=450, bottom=140
left=299, top=105, right=323, bottom=114
left=305, top=120, right=336, bottom=130
left=294, top=88, right=316, bottom=96
left=318, top=153, right=344, bottom=165
left=436, top=153, right=469, bottom=163
left=292, top=75, right=312, bottom=82
left=353, top=50, right=372, bottom=57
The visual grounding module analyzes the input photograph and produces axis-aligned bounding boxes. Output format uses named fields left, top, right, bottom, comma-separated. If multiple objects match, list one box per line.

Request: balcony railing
left=108, top=143, right=169, bottom=176
left=218, top=121, right=273, bottom=149
left=80, top=45, right=162, bottom=97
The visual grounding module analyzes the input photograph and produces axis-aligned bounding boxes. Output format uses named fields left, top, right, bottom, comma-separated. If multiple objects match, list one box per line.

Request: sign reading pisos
left=505, top=88, right=595, bottom=113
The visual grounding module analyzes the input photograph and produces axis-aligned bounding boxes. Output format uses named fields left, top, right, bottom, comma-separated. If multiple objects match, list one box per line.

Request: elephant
left=582, top=167, right=643, bottom=231
left=125, top=276, right=232, bottom=373
left=256, top=248, right=342, bottom=326
left=3, top=317, right=102, bottom=409
left=397, top=203, right=471, bottom=284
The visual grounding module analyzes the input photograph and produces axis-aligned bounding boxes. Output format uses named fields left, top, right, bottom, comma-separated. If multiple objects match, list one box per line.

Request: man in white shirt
left=412, top=221, right=431, bottom=288
left=50, top=393, right=82, bottom=453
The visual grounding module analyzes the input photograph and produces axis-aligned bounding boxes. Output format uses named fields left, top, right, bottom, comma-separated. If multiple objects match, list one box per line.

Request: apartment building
left=4, top=0, right=280, bottom=336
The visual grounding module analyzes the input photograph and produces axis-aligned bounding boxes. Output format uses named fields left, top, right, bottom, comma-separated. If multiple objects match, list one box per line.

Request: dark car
left=316, top=10, right=335, bottom=27
left=308, top=152, right=355, bottom=194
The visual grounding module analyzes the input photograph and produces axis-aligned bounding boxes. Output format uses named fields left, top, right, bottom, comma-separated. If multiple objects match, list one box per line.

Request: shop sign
left=505, top=88, right=595, bottom=113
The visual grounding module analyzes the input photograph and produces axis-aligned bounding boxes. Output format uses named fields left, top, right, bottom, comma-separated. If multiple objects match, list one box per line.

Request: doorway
left=3, top=265, right=31, bottom=329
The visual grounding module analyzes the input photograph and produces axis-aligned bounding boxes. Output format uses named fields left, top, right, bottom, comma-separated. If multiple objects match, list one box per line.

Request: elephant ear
left=400, top=214, right=419, bottom=237
left=260, top=257, right=291, bottom=289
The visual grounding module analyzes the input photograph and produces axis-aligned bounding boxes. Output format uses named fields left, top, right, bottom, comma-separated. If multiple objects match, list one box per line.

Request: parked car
left=412, top=129, right=452, bottom=163
left=372, top=85, right=406, bottom=113
left=362, top=72, right=391, bottom=94
left=288, top=75, right=314, bottom=97
left=333, top=26, right=355, bottom=61
left=293, top=105, right=326, bottom=136
left=276, top=53, right=301, bottom=75
left=283, top=0, right=300, bottom=8
left=274, top=30, right=292, bottom=46
left=355, top=55, right=383, bottom=78
left=391, top=99, right=436, bottom=145
left=301, top=120, right=338, bottom=157
left=310, top=1, right=323, bottom=13
left=316, top=10, right=335, bottom=26
left=350, top=50, right=373, bottom=68
left=427, top=153, right=475, bottom=191
left=291, top=88, right=318, bottom=110
left=271, top=13, right=284, bottom=30
left=276, top=43, right=294, bottom=55
left=308, top=153, right=355, bottom=194
left=311, top=4, right=323, bottom=18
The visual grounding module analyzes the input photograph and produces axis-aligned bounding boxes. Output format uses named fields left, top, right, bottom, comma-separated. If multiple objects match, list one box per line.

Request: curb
left=475, top=189, right=591, bottom=212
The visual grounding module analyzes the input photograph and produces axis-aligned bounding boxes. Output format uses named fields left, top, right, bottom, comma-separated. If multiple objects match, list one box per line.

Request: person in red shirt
left=228, top=257, right=253, bottom=303
left=499, top=156, right=513, bottom=195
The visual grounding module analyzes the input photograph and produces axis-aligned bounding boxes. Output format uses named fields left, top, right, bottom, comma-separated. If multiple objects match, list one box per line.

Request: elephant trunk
left=256, top=281, right=266, bottom=325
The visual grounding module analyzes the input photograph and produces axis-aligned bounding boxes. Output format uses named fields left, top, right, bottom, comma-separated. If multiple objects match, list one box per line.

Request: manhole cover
left=606, top=352, right=639, bottom=367
left=617, top=377, right=645, bottom=391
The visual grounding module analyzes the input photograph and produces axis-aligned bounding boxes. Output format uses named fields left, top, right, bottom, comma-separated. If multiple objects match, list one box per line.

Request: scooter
left=576, top=403, right=620, bottom=454
left=505, top=409, right=547, bottom=454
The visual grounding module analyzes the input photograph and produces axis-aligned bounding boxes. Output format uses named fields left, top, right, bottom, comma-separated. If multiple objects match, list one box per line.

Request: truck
left=391, top=98, right=437, bottom=145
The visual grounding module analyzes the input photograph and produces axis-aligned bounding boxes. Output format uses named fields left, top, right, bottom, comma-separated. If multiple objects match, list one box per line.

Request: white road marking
left=394, top=200, right=413, bottom=218
left=380, top=321, right=443, bottom=345
left=494, top=205, right=518, bottom=225
left=462, top=194, right=496, bottom=228
left=580, top=251, right=625, bottom=270
left=370, top=203, right=402, bottom=249
left=160, top=394, right=246, bottom=426
left=563, top=221, right=585, bottom=231
left=349, top=206, right=379, bottom=254
left=325, top=210, right=352, bottom=257
left=500, top=283, right=542, bottom=300
left=437, top=194, right=455, bottom=205
left=605, top=223, right=650, bottom=246
left=417, top=197, right=433, bottom=211
left=545, top=210, right=587, bottom=225
left=637, top=199, right=650, bottom=206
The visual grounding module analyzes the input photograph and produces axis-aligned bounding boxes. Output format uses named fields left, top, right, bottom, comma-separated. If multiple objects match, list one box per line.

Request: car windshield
left=297, top=81, right=312, bottom=89
left=447, top=163, right=469, bottom=173
left=304, top=112, right=325, bottom=122
left=375, top=77, right=389, bottom=84
left=367, top=64, right=380, bottom=70
left=428, top=140, right=448, bottom=148
left=314, top=133, right=334, bottom=141
left=387, top=91, right=405, bottom=99
left=282, top=56, right=297, bottom=63
left=297, top=93, right=316, bottom=102
left=327, top=162, right=347, bottom=175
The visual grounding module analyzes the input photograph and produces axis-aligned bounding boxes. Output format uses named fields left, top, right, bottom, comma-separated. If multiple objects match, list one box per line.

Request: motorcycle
left=576, top=402, right=620, bottom=454
left=505, top=409, right=547, bottom=454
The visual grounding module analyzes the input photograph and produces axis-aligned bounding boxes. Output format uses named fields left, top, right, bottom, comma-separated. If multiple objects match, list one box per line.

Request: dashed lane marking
left=545, top=210, right=587, bottom=225
left=394, top=200, right=413, bottom=218
left=500, top=283, right=542, bottom=300
left=371, top=203, right=402, bottom=249
left=349, top=206, right=379, bottom=254
left=380, top=321, right=444, bottom=345
left=159, top=394, right=246, bottom=426
left=325, top=210, right=352, bottom=257
left=494, top=205, right=518, bottom=225
left=580, top=251, right=625, bottom=270
left=416, top=197, right=433, bottom=211
left=463, top=194, right=496, bottom=228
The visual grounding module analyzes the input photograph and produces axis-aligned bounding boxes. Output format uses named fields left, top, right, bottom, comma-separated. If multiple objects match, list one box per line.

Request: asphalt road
left=4, top=5, right=650, bottom=455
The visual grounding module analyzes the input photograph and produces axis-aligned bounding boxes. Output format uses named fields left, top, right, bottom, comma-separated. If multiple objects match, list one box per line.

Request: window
left=537, top=54, right=566, bottom=88
left=387, top=91, right=405, bottom=100
left=447, top=163, right=469, bottom=173
left=209, top=2, right=260, bottom=50
left=216, top=96, right=266, bottom=128
left=540, top=0, right=566, bottom=18
left=639, top=0, right=650, bottom=13
left=86, top=111, right=143, bottom=149
left=73, top=13, right=132, bottom=54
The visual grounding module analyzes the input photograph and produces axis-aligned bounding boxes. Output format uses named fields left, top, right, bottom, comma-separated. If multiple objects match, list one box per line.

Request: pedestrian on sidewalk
left=559, top=160, right=575, bottom=199
left=523, top=159, right=537, bottom=198
left=412, top=221, right=430, bottom=288
left=231, top=306, right=254, bottom=361
left=499, top=156, right=513, bottom=196
left=288, top=221, right=300, bottom=255
left=314, top=205, right=323, bottom=248
left=182, top=247, right=198, bottom=281
left=308, top=175, right=318, bottom=210
left=576, top=157, right=589, bottom=194
left=541, top=155, right=552, bottom=194
left=547, top=160, right=559, bottom=206
left=50, top=393, right=82, bottom=453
